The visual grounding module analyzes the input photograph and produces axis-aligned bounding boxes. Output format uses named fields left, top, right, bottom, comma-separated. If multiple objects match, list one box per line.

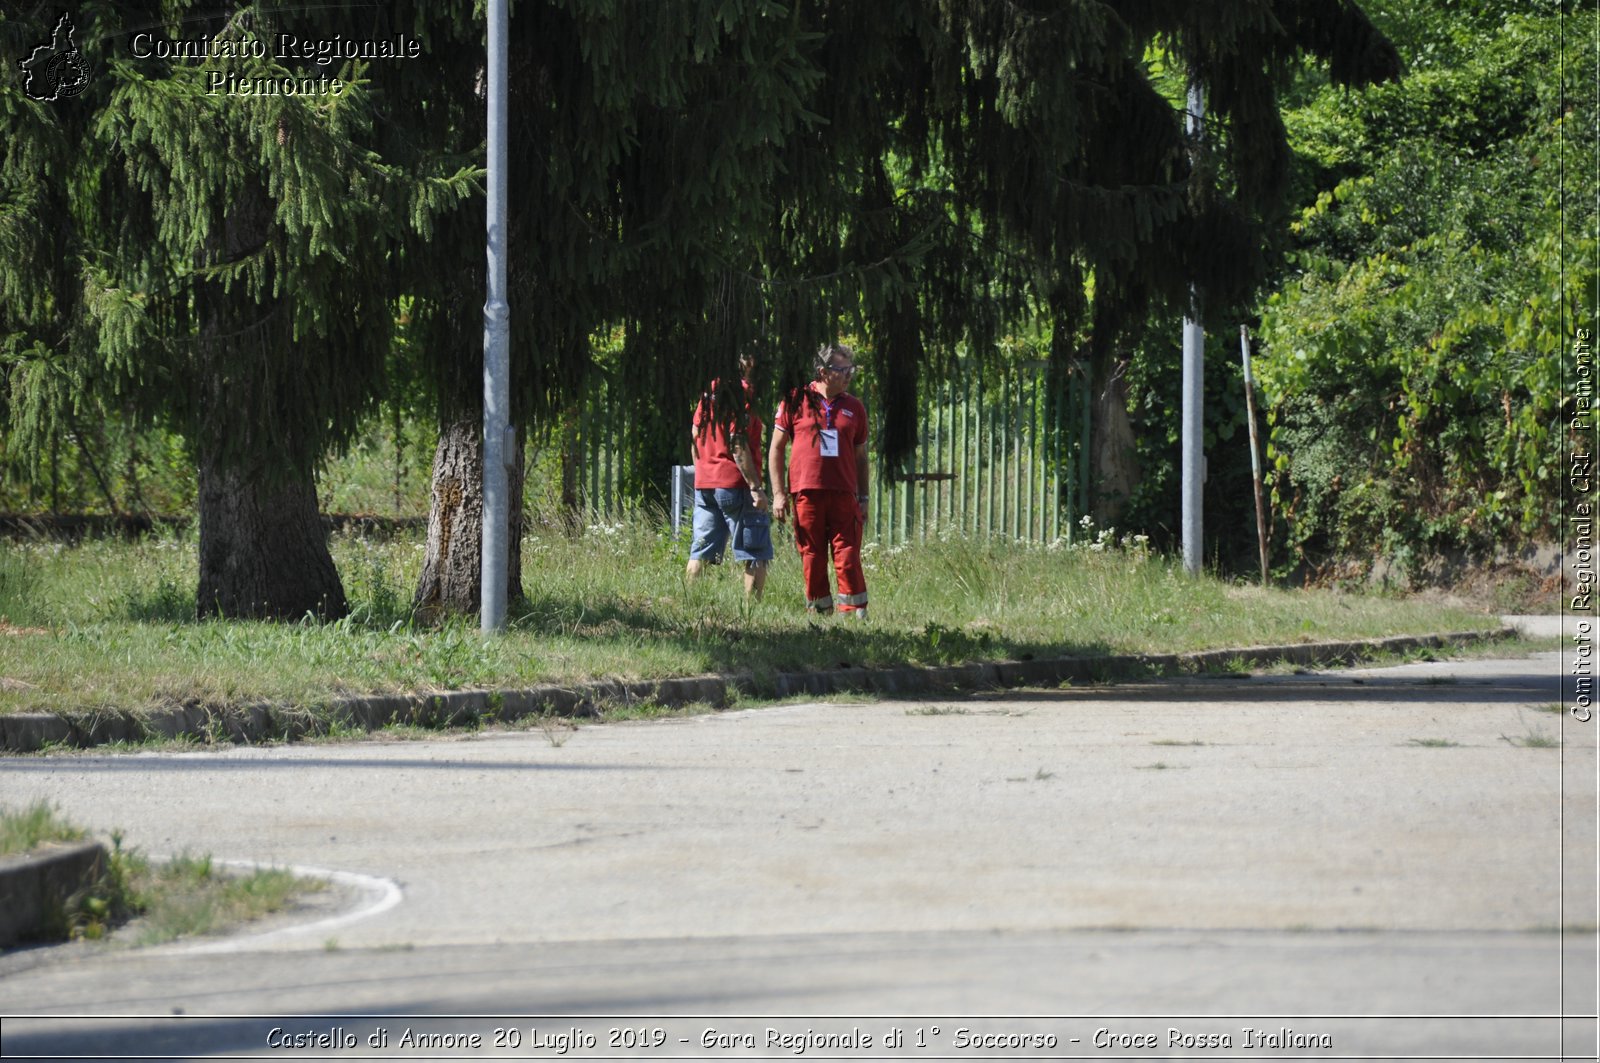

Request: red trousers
left=792, top=490, right=867, bottom=612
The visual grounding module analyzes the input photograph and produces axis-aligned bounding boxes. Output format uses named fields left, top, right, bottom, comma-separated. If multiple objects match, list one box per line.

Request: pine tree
left=3, top=0, right=1403, bottom=623
left=788, top=0, right=1403, bottom=510
left=680, top=1, right=1399, bottom=488
left=397, top=0, right=826, bottom=618
left=395, top=0, right=1405, bottom=616
left=1, top=3, right=475, bottom=618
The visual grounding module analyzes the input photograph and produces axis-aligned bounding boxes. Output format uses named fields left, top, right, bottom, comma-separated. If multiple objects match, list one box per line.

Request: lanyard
left=818, top=395, right=837, bottom=431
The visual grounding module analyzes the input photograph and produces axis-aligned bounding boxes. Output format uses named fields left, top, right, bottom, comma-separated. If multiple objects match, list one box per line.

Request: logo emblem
left=20, top=13, right=92, bottom=101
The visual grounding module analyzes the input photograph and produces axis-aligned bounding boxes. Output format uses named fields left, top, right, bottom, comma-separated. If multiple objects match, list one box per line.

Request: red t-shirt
left=692, top=379, right=763, bottom=489
left=773, top=382, right=868, bottom=494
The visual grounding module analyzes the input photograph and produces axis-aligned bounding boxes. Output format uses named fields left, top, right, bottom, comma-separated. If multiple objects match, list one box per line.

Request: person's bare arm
left=729, top=436, right=768, bottom=512
left=769, top=426, right=791, bottom=523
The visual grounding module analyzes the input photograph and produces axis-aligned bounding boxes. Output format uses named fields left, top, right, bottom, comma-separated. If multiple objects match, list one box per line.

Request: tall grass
left=0, top=516, right=1499, bottom=719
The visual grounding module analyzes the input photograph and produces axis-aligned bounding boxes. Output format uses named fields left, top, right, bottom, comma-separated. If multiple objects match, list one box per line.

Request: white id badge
left=819, top=429, right=840, bottom=457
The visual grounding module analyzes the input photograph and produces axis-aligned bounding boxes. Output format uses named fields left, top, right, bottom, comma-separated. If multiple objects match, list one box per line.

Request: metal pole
left=480, top=0, right=510, bottom=633
left=1240, top=325, right=1270, bottom=584
left=1051, top=365, right=1063, bottom=542
left=1181, top=77, right=1205, bottom=575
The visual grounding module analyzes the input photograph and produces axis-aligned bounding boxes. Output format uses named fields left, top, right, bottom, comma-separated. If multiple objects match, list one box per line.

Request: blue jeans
left=689, top=488, right=773, bottom=565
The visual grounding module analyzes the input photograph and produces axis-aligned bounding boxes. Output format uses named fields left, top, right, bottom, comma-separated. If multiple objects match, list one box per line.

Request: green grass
left=118, top=852, right=311, bottom=947
left=0, top=519, right=1509, bottom=724
left=0, top=801, right=86, bottom=854
left=0, top=803, right=318, bottom=945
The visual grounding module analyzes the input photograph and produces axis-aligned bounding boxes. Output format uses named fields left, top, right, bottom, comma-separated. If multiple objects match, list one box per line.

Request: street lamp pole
left=1181, top=76, right=1205, bottom=576
left=481, top=0, right=511, bottom=632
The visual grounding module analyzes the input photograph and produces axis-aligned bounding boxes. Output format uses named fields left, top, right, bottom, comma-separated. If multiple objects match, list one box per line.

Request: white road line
left=154, top=859, right=402, bottom=955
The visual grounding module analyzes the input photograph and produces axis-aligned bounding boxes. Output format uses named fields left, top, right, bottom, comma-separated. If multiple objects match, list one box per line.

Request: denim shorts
left=689, top=487, right=773, bottom=565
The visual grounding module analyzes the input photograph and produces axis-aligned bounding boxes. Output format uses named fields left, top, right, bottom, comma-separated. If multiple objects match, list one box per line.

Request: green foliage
left=1119, top=313, right=1260, bottom=563
left=0, top=804, right=136, bottom=942
left=2, top=0, right=1424, bottom=602
left=0, top=3, right=498, bottom=617
left=67, top=835, right=141, bottom=941
left=2, top=6, right=434, bottom=480
left=0, top=417, right=194, bottom=514
left=1254, top=6, right=1590, bottom=572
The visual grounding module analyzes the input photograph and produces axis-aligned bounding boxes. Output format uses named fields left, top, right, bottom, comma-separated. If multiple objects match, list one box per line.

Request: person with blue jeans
left=687, top=354, right=773, bottom=599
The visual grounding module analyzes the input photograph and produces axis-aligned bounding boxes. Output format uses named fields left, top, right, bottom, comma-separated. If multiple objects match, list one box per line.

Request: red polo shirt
left=692, top=379, right=763, bottom=490
left=774, top=382, right=867, bottom=495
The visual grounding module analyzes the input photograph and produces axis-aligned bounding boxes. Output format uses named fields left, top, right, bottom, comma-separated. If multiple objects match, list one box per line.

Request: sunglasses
left=822, top=363, right=855, bottom=376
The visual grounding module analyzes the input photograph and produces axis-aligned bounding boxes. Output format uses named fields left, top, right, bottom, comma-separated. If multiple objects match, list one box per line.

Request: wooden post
left=1240, top=325, right=1269, bottom=584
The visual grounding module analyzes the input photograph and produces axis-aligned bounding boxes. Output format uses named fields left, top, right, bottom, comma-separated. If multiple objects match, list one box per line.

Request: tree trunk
left=196, top=458, right=346, bottom=620
left=193, top=174, right=347, bottom=621
left=1090, top=355, right=1140, bottom=528
left=412, top=417, right=524, bottom=624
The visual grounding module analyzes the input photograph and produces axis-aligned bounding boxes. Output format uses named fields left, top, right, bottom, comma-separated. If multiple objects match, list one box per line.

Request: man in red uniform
left=769, top=342, right=870, bottom=617
left=687, top=353, right=772, bottom=599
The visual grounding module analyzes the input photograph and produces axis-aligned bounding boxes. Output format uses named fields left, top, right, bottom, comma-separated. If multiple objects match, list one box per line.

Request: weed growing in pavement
left=1501, top=731, right=1561, bottom=749
left=1204, top=656, right=1254, bottom=676
left=601, top=699, right=700, bottom=723
left=300, top=715, right=372, bottom=743
left=1498, top=709, right=1565, bottom=748
left=535, top=713, right=577, bottom=747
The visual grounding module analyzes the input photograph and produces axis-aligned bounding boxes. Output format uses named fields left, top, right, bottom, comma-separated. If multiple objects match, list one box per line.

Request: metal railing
left=580, top=360, right=1090, bottom=547
left=857, top=361, right=1089, bottom=546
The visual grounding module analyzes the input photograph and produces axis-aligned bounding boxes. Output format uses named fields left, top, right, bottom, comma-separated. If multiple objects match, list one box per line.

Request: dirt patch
left=1301, top=545, right=1564, bottom=616
left=1401, top=562, right=1562, bottom=615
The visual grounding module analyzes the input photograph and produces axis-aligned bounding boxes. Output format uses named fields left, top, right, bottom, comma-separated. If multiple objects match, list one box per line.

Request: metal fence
left=578, top=360, right=1091, bottom=547
left=856, top=361, right=1089, bottom=547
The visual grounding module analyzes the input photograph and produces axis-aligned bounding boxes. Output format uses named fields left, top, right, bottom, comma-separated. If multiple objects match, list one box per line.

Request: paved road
left=0, top=650, right=1594, bottom=1061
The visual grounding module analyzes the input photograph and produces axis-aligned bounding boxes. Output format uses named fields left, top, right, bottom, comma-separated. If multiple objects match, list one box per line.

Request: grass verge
left=0, top=519, right=1520, bottom=729
left=1, top=802, right=319, bottom=947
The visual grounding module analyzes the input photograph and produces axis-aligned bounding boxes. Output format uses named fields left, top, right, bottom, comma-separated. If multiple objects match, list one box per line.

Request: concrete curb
left=0, top=839, right=108, bottom=949
left=0, top=626, right=1515, bottom=949
left=0, top=628, right=1512, bottom=755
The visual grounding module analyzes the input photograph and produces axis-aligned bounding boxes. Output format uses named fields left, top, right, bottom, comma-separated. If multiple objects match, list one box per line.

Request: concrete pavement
left=0, top=647, right=1594, bottom=1060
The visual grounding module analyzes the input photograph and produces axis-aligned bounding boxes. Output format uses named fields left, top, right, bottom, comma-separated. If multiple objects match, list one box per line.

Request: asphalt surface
left=0, top=643, right=1595, bottom=1061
